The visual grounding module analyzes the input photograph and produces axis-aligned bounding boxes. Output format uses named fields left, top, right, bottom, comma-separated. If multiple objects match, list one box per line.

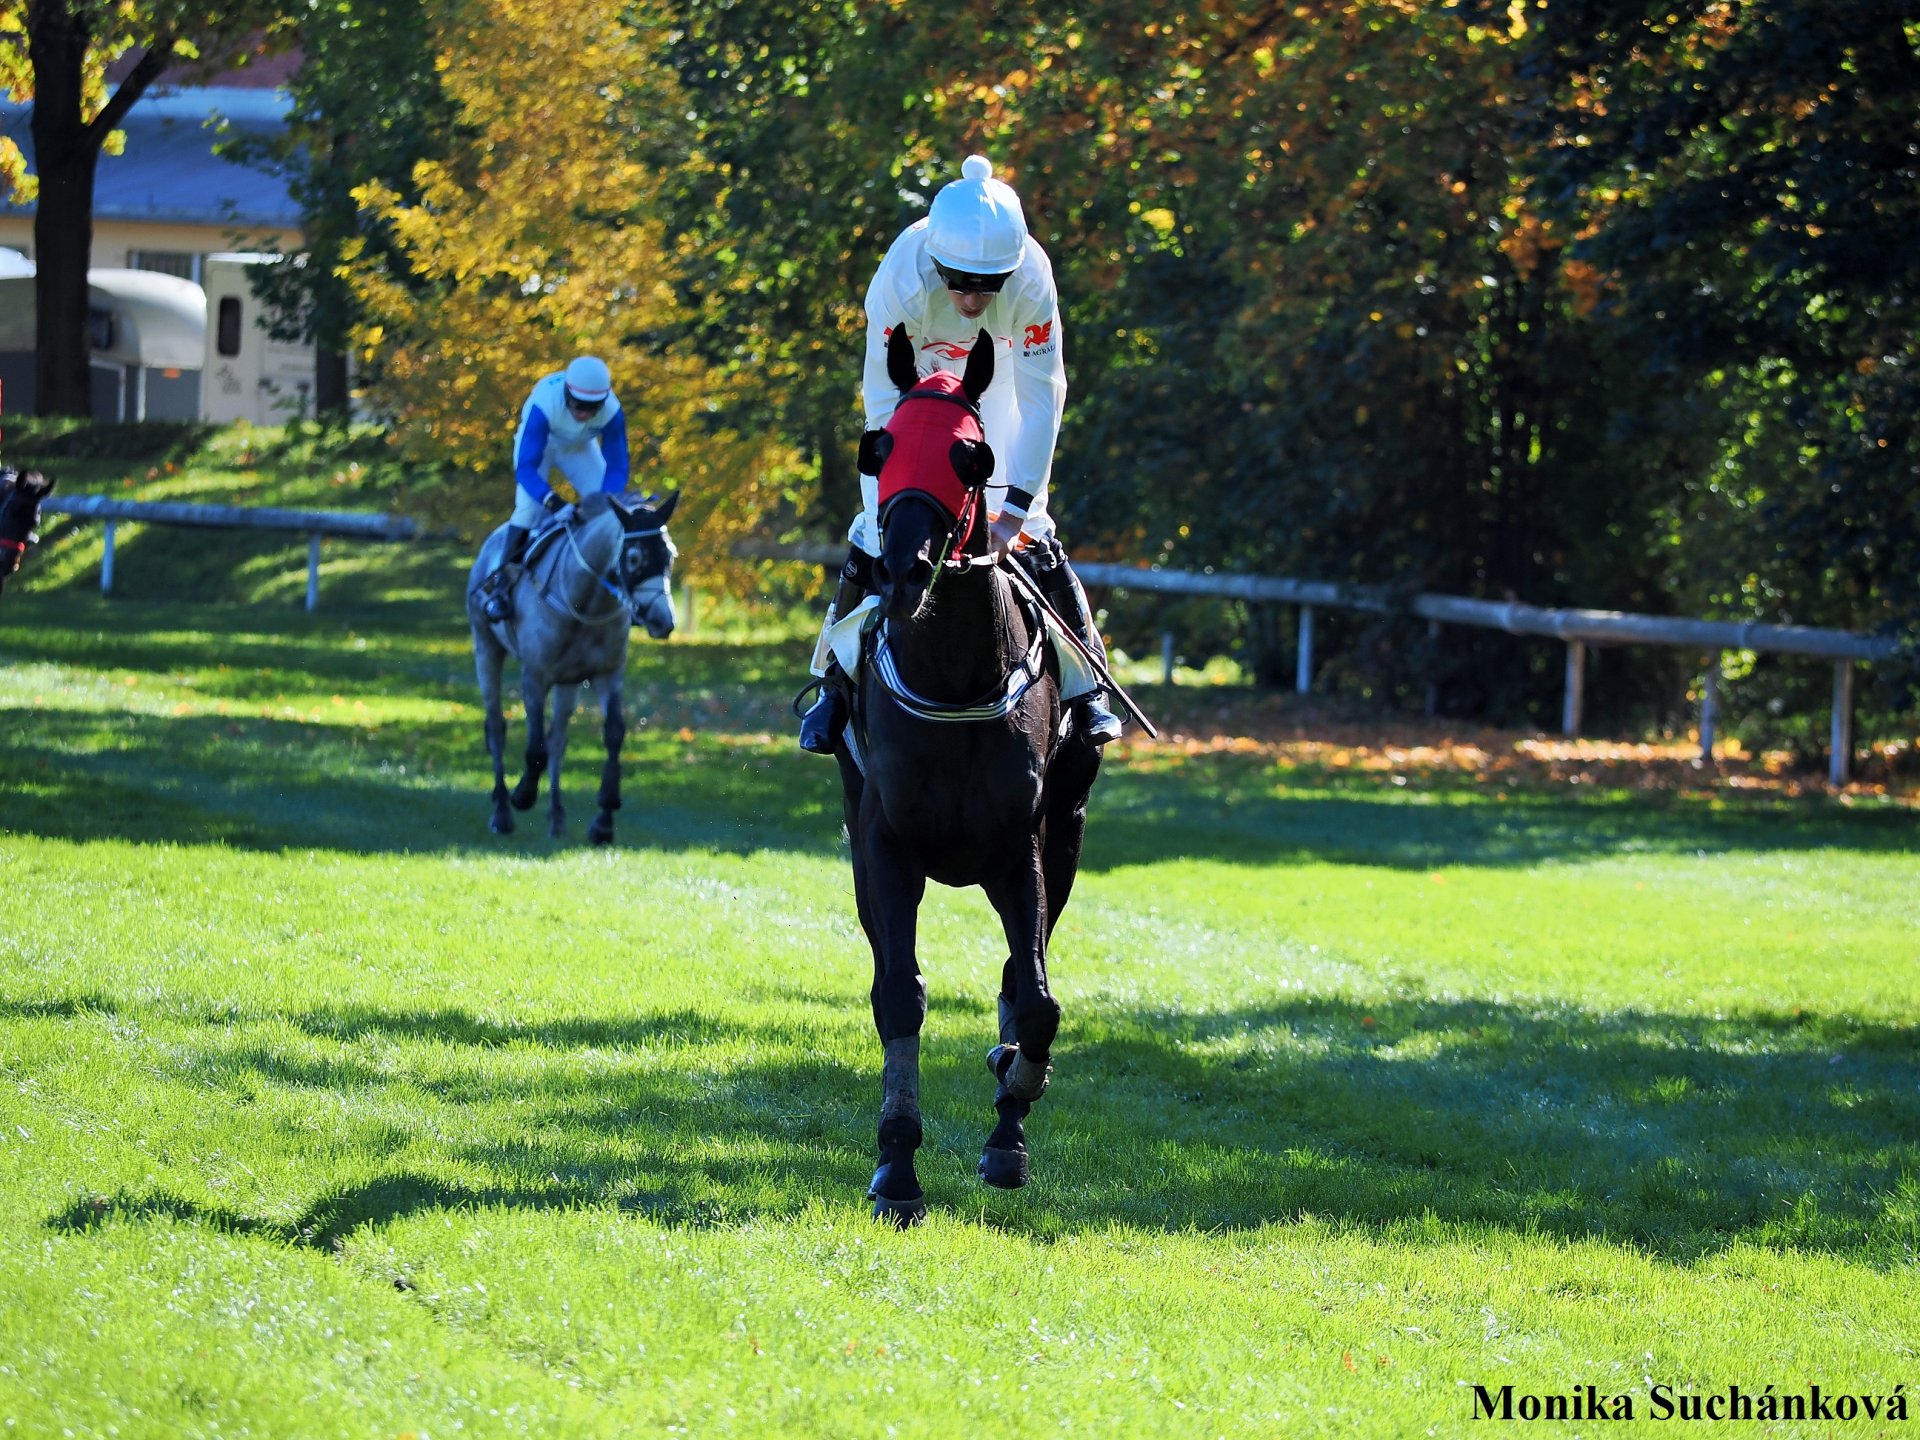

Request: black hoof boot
left=798, top=683, right=846, bottom=755
left=979, top=1145, right=1030, bottom=1189
left=868, top=1161, right=927, bottom=1227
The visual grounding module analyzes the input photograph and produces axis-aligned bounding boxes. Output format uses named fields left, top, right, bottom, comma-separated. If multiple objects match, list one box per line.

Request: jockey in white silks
left=798, top=154, right=1124, bottom=754
left=479, top=355, right=633, bottom=622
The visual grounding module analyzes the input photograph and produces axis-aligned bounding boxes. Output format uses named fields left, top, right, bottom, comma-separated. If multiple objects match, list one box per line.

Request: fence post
left=305, top=534, right=322, bottom=612
left=1425, top=619, right=1442, bottom=717
left=1161, top=631, right=1176, bottom=685
left=680, top=583, right=697, bottom=636
left=100, top=519, right=117, bottom=594
left=1699, top=653, right=1720, bottom=761
left=1831, top=659, right=1854, bottom=786
left=1563, top=639, right=1586, bottom=737
left=1296, top=604, right=1315, bottom=694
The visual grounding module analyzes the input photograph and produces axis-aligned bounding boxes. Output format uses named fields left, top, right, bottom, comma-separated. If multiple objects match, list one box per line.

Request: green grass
left=3, top=438, right=1919, bottom=1436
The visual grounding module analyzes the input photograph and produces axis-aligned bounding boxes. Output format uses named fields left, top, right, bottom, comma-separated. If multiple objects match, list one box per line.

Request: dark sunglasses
left=935, top=263, right=1012, bottom=295
left=564, top=388, right=606, bottom=413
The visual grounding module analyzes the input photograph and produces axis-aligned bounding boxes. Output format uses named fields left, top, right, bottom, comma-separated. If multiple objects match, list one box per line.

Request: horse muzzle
left=633, top=584, right=676, bottom=639
left=874, top=555, right=934, bottom=623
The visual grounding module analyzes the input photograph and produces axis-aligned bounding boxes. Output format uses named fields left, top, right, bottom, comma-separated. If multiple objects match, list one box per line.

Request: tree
left=0, top=0, right=291, bottom=416
left=346, top=0, right=797, bottom=578
left=217, top=0, right=453, bottom=418
left=1530, top=0, right=1920, bottom=733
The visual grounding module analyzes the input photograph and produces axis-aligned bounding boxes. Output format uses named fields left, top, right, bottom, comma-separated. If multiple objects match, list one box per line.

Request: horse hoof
left=587, top=818, right=614, bottom=846
left=490, top=811, right=513, bottom=835
left=870, top=1192, right=927, bottom=1227
left=979, top=1145, right=1030, bottom=1190
left=868, top=1161, right=926, bottom=1227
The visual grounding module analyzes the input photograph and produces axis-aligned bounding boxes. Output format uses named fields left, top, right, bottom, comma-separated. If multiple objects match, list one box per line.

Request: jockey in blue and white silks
left=797, top=154, right=1123, bottom=755
left=509, top=357, right=631, bottom=528
left=481, top=356, right=632, bottom=623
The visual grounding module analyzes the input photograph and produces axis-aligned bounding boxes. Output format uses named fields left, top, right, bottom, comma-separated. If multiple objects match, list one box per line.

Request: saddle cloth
left=827, top=595, right=1100, bottom=702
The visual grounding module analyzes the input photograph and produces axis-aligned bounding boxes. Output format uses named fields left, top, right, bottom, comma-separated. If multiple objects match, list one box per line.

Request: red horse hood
left=876, top=370, right=984, bottom=522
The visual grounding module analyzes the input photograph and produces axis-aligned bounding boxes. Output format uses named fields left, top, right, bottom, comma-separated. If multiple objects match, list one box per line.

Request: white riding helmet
left=563, top=355, right=612, bottom=404
left=925, top=155, right=1028, bottom=277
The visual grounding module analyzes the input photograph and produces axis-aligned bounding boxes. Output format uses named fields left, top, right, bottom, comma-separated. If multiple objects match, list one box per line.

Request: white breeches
left=509, top=440, right=607, bottom=527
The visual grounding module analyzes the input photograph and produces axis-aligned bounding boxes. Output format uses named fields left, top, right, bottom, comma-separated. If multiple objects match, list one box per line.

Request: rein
left=536, top=518, right=631, bottom=626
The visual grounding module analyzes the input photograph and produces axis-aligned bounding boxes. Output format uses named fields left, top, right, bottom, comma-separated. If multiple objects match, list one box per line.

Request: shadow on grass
left=4, top=697, right=1913, bottom=871
left=26, top=988, right=1920, bottom=1265
left=7, top=591, right=1914, bottom=866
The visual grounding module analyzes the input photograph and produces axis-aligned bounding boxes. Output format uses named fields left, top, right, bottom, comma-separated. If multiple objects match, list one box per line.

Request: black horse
left=834, top=327, right=1102, bottom=1225
left=0, top=467, right=54, bottom=601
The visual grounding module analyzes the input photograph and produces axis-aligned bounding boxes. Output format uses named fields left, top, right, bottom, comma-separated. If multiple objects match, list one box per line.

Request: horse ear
left=652, top=488, right=680, bottom=523
left=857, top=429, right=895, bottom=477
left=949, top=437, right=995, bottom=486
left=886, top=325, right=917, bottom=394
left=29, top=471, right=55, bottom=496
left=960, top=329, right=995, bottom=405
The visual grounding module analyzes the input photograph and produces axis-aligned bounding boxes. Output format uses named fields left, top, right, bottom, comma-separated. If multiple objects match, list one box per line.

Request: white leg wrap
left=881, top=1035, right=921, bottom=1121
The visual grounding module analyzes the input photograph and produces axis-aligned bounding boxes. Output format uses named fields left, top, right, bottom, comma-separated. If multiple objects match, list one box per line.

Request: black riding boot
left=480, top=525, right=530, bottom=622
left=1036, top=549, right=1125, bottom=746
left=799, top=554, right=872, bottom=755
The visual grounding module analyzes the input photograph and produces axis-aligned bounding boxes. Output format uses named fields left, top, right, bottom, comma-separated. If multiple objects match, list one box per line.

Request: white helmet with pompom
left=926, top=155, right=1028, bottom=277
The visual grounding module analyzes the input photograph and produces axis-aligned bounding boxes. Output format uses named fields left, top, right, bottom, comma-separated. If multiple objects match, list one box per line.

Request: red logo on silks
left=1023, top=321, right=1053, bottom=350
left=923, top=339, right=973, bottom=361
left=876, top=371, right=984, bottom=532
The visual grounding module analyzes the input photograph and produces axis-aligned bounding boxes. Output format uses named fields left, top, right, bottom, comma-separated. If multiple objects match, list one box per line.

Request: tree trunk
left=24, top=2, right=174, bottom=416
left=315, top=345, right=351, bottom=417
left=26, top=0, right=96, bottom=417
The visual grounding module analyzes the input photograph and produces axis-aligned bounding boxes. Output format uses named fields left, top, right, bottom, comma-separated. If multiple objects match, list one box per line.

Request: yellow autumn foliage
left=345, top=0, right=798, bottom=588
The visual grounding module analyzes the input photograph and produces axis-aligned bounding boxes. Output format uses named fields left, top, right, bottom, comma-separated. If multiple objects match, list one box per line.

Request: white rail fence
left=42, top=495, right=419, bottom=612
left=740, top=540, right=1904, bottom=785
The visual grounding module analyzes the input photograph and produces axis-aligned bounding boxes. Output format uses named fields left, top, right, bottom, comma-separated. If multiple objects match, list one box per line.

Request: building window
left=131, top=250, right=200, bottom=283
left=87, top=306, right=115, bottom=351
left=217, top=296, right=244, bottom=357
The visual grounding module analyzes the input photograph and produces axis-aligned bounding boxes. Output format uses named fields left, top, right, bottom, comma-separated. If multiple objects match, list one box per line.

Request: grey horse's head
left=618, top=490, right=680, bottom=640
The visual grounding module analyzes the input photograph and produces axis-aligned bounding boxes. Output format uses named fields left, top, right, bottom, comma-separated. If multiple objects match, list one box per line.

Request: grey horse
left=467, top=489, right=679, bottom=843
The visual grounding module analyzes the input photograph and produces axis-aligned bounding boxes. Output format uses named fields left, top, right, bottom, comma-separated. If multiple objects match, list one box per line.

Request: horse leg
left=586, top=677, right=624, bottom=847
left=473, top=627, right=514, bottom=833
left=510, top=674, right=549, bottom=811
left=545, top=681, right=580, bottom=838
left=860, top=830, right=929, bottom=1226
left=1040, top=741, right=1101, bottom=938
left=980, top=846, right=1055, bottom=1189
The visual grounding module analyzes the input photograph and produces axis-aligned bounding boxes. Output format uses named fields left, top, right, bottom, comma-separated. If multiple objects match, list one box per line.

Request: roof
left=1, top=86, right=298, bottom=230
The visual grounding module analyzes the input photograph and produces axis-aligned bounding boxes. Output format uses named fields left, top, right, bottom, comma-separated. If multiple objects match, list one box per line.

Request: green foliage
left=3, top=416, right=213, bottom=462
left=214, top=0, right=458, bottom=414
